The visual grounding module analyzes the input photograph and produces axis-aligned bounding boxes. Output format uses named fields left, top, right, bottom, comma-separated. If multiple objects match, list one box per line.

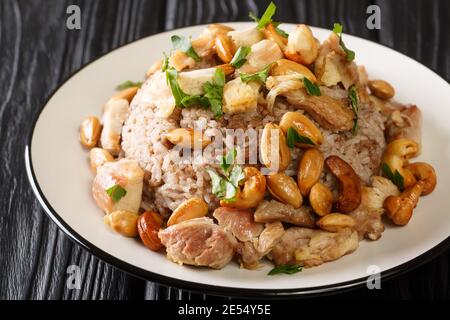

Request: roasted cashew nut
left=267, top=173, right=303, bottom=208
left=297, top=148, right=324, bottom=196
left=384, top=181, right=424, bottom=226
left=309, top=182, right=333, bottom=217
left=405, top=162, right=437, bottom=196
left=284, top=24, right=319, bottom=65
left=316, top=213, right=355, bottom=233
left=382, top=138, right=419, bottom=189
left=260, top=123, right=291, bottom=172
left=221, top=167, right=266, bottom=209
left=165, top=128, right=211, bottom=149
left=279, top=112, right=324, bottom=147
left=137, top=211, right=164, bottom=251
left=103, top=210, right=139, bottom=237
left=263, top=23, right=287, bottom=52
left=167, top=198, right=209, bottom=227
left=325, top=155, right=361, bottom=213
left=270, top=59, right=317, bottom=82
left=214, top=34, right=235, bottom=64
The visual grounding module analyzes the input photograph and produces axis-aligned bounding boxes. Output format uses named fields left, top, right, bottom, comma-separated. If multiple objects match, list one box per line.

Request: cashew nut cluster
left=381, top=139, right=437, bottom=225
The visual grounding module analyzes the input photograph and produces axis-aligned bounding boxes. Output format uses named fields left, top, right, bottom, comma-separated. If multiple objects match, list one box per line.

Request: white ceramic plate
left=26, top=22, right=450, bottom=297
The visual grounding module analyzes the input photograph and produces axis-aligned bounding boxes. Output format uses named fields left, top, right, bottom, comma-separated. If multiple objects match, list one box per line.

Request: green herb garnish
left=252, top=2, right=276, bottom=30
left=206, top=169, right=227, bottom=199
left=180, top=95, right=209, bottom=108
left=171, top=35, right=201, bottom=62
left=249, top=2, right=288, bottom=37
left=221, top=148, right=237, bottom=174
left=165, top=68, right=190, bottom=107
left=228, top=165, right=246, bottom=188
left=203, top=68, right=226, bottom=118
left=116, top=80, right=143, bottom=90
left=268, top=264, right=303, bottom=275
left=240, top=64, right=272, bottom=84
left=303, top=77, right=321, bottom=96
left=382, top=163, right=404, bottom=190
left=165, top=67, right=224, bottom=116
left=230, top=46, right=251, bottom=68
left=332, top=23, right=355, bottom=62
left=348, top=85, right=359, bottom=134
left=207, top=148, right=245, bottom=202
left=286, top=127, right=315, bottom=148
left=161, top=52, right=170, bottom=72
left=105, top=185, right=127, bottom=202
left=275, top=26, right=289, bottom=38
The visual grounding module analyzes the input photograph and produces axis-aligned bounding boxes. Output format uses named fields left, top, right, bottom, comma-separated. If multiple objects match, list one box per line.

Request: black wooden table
left=1, top=0, right=449, bottom=300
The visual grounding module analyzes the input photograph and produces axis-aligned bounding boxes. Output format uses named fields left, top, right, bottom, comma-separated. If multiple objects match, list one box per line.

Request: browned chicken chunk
left=254, top=200, right=315, bottom=227
left=213, top=207, right=284, bottom=269
left=236, top=222, right=285, bottom=269
left=158, top=218, right=237, bottom=269
left=256, top=222, right=285, bottom=256
left=269, top=227, right=358, bottom=267
left=348, top=204, right=385, bottom=241
left=213, top=207, right=264, bottom=242
left=385, top=104, right=422, bottom=153
left=284, top=89, right=355, bottom=132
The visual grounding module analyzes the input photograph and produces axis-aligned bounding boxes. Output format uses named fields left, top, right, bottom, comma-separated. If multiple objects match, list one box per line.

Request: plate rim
left=24, top=22, right=450, bottom=298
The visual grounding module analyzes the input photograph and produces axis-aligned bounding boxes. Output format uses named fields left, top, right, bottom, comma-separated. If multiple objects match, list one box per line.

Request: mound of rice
left=121, top=74, right=385, bottom=217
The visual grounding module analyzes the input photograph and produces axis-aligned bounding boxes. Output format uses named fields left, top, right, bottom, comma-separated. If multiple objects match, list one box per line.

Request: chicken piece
left=238, top=40, right=284, bottom=74
left=92, top=159, right=144, bottom=214
left=385, top=105, right=422, bottom=153
left=269, top=227, right=359, bottom=267
left=169, top=28, right=219, bottom=71
left=314, top=33, right=359, bottom=89
left=284, top=89, right=354, bottom=132
left=348, top=205, right=385, bottom=241
left=158, top=217, right=237, bottom=269
left=236, top=241, right=261, bottom=270
left=100, top=98, right=129, bottom=155
left=256, top=222, right=285, bottom=256
left=177, top=67, right=216, bottom=96
left=228, top=26, right=264, bottom=48
left=213, top=207, right=263, bottom=242
left=191, top=36, right=215, bottom=58
left=354, top=176, right=399, bottom=240
left=213, top=207, right=283, bottom=269
left=222, top=77, right=261, bottom=114
left=285, top=24, right=319, bottom=65
left=254, top=200, right=315, bottom=227
left=236, top=222, right=285, bottom=270
left=140, top=71, right=176, bottom=118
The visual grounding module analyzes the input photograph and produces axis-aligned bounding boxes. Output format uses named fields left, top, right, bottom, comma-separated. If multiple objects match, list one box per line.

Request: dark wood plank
left=0, top=0, right=449, bottom=300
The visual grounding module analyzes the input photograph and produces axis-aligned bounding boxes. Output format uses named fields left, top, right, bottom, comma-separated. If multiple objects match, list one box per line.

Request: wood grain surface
left=0, top=0, right=449, bottom=300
